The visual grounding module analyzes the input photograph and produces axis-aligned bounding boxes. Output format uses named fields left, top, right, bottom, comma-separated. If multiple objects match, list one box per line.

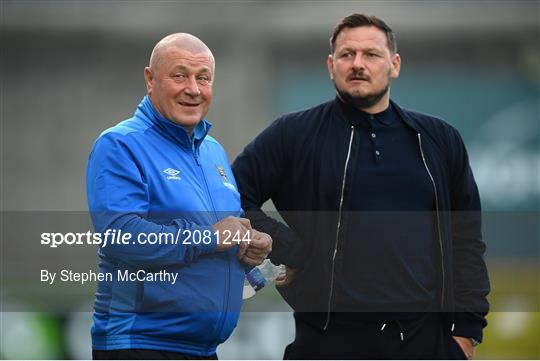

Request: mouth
left=178, top=101, right=200, bottom=108
left=348, top=75, right=370, bottom=82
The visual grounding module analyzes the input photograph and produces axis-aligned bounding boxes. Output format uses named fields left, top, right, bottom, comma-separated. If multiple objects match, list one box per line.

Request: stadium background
left=1, top=0, right=538, bottom=359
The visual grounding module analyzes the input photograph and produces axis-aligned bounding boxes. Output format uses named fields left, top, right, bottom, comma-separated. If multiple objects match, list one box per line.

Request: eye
left=197, top=75, right=211, bottom=85
left=172, top=73, right=187, bottom=81
left=340, top=52, right=353, bottom=59
left=366, top=53, right=379, bottom=58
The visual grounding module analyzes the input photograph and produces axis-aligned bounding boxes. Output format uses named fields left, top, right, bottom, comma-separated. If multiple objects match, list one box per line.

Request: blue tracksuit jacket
left=86, top=96, right=244, bottom=355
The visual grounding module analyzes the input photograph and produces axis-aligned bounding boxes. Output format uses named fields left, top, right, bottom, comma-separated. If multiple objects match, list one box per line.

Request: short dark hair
left=330, top=13, right=397, bottom=54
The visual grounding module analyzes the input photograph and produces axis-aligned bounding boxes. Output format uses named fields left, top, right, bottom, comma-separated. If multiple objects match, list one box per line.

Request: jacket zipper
left=194, top=150, right=218, bottom=218
left=194, top=148, right=231, bottom=348
left=417, top=133, right=445, bottom=309
left=323, top=125, right=355, bottom=330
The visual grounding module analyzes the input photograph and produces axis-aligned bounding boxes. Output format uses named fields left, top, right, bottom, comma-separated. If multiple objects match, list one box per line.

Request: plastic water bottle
left=243, top=259, right=285, bottom=299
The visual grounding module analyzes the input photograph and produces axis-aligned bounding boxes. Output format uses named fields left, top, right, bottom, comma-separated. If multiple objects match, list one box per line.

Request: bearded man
left=232, top=13, right=489, bottom=360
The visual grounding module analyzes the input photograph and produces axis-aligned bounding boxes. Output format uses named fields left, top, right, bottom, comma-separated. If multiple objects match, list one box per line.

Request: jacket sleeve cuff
left=194, top=224, right=218, bottom=255
left=171, top=220, right=218, bottom=255
left=268, top=225, right=307, bottom=269
left=452, top=315, right=486, bottom=343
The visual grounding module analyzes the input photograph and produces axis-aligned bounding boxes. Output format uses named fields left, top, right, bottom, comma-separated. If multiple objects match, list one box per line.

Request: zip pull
left=381, top=323, right=386, bottom=331
left=417, top=133, right=426, bottom=162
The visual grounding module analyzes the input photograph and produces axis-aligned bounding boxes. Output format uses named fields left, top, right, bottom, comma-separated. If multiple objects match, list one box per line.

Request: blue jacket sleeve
left=86, top=133, right=217, bottom=268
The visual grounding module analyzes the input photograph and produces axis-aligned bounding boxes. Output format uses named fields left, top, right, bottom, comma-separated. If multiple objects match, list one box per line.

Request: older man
left=87, top=33, right=271, bottom=359
left=233, top=14, right=489, bottom=359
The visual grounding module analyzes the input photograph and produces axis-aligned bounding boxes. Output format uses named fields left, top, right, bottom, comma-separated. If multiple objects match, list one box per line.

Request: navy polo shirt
left=335, top=99, right=438, bottom=315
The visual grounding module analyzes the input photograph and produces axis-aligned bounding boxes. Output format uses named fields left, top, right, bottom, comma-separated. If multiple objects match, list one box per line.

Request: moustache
left=347, top=73, right=370, bottom=81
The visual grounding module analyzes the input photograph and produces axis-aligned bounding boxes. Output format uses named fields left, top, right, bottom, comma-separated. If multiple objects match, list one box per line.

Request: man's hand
left=452, top=336, right=475, bottom=360
left=275, top=266, right=297, bottom=287
left=212, top=216, right=252, bottom=251
left=239, top=229, right=272, bottom=266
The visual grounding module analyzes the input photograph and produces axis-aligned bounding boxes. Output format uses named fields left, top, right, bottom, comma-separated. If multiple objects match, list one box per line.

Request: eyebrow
left=338, top=47, right=355, bottom=53
left=338, top=46, right=383, bottom=54
left=170, top=65, right=212, bottom=73
left=363, top=47, right=383, bottom=53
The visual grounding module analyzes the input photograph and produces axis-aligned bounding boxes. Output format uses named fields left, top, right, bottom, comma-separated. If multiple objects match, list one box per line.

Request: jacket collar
left=134, top=95, right=212, bottom=151
left=333, top=96, right=421, bottom=133
left=389, top=99, right=421, bottom=133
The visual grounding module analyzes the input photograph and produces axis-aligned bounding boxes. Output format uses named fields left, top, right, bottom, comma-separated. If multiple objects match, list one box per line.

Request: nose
left=352, top=54, right=365, bottom=71
left=184, top=76, right=201, bottom=97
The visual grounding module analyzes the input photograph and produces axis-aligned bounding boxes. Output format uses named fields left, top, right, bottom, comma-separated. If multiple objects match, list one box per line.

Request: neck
left=359, top=95, right=390, bottom=114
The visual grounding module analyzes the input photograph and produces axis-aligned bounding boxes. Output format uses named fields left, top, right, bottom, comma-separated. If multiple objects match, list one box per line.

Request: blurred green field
left=477, top=312, right=539, bottom=359
left=475, top=260, right=539, bottom=359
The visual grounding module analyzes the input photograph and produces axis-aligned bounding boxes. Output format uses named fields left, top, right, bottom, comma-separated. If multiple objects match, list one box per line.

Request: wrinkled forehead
left=155, top=46, right=215, bottom=72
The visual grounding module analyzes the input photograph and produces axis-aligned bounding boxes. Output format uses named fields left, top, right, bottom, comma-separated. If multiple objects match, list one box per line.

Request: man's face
left=327, top=26, right=401, bottom=109
left=144, top=47, right=214, bottom=131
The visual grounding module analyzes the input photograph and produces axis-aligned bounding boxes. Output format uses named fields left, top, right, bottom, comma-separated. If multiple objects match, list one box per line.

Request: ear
left=390, top=53, right=401, bottom=79
left=327, top=54, right=334, bottom=80
left=144, top=67, right=154, bottom=94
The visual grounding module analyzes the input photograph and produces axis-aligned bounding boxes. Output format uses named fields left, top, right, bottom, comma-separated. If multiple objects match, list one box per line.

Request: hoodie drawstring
left=396, top=320, right=405, bottom=341
left=380, top=321, right=405, bottom=341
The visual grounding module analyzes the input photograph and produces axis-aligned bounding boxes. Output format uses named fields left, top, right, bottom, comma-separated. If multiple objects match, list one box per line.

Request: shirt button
left=371, top=133, right=376, bottom=138
left=375, top=150, right=380, bottom=156
left=369, top=115, right=375, bottom=120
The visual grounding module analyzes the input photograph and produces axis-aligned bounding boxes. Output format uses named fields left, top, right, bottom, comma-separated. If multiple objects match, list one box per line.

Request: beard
left=333, top=66, right=393, bottom=110
left=334, top=81, right=390, bottom=110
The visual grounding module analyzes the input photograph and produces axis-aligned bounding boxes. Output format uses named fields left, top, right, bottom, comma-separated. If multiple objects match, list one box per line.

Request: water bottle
left=243, top=259, right=285, bottom=299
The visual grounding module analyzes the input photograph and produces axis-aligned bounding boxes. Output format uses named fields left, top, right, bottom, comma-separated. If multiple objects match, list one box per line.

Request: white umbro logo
left=163, top=168, right=180, bottom=176
left=163, top=168, right=181, bottom=180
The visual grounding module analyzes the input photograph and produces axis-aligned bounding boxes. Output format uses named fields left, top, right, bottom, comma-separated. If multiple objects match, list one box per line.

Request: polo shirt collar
left=335, top=96, right=395, bottom=127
